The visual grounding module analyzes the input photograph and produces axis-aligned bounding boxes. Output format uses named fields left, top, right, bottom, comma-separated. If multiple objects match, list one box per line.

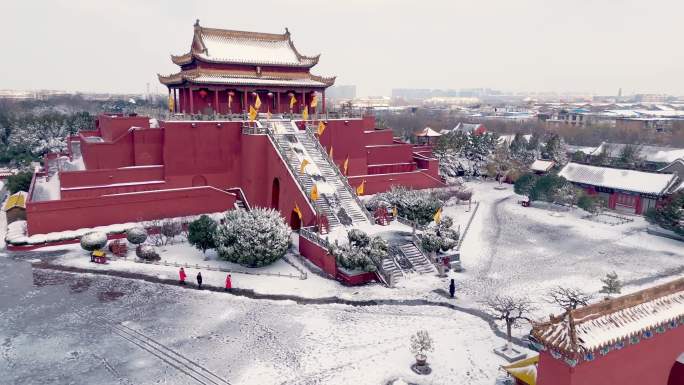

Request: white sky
left=1, top=0, right=683, bottom=97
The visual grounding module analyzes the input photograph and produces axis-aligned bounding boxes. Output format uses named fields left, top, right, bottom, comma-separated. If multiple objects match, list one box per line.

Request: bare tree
left=545, top=286, right=593, bottom=311
left=483, top=295, right=536, bottom=350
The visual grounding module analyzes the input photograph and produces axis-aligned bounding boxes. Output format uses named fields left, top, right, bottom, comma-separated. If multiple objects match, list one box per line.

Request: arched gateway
left=505, top=278, right=684, bottom=385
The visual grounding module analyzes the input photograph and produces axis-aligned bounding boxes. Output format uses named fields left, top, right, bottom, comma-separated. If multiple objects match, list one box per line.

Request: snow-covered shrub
left=136, top=244, right=160, bottom=261
left=329, top=229, right=387, bottom=272
left=347, top=228, right=370, bottom=247
left=80, top=231, right=107, bottom=252
left=421, top=215, right=459, bottom=253
left=367, top=186, right=442, bottom=227
left=409, top=330, right=434, bottom=358
left=126, top=226, right=147, bottom=245
left=215, top=208, right=291, bottom=267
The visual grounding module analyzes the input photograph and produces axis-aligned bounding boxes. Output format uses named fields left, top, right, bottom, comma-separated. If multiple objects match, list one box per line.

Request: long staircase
left=399, top=243, right=437, bottom=274
left=265, top=120, right=371, bottom=231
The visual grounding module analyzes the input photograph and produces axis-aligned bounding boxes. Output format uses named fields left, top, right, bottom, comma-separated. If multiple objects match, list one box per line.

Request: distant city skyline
left=2, top=0, right=683, bottom=97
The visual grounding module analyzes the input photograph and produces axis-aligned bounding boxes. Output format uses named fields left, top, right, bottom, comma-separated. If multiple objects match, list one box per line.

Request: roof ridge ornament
left=194, top=19, right=200, bottom=28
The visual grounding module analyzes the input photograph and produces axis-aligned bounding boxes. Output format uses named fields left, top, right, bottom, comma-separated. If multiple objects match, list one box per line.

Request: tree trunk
left=506, top=320, right=512, bottom=350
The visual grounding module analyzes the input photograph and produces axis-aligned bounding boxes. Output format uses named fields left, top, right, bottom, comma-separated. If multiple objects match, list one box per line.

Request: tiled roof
left=530, top=159, right=555, bottom=172
left=4, top=191, right=27, bottom=211
left=591, top=142, right=684, bottom=164
left=558, top=162, right=678, bottom=195
left=172, top=23, right=319, bottom=67
left=533, top=278, right=684, bottom=358
left=158, top=69, right=333, bottom=88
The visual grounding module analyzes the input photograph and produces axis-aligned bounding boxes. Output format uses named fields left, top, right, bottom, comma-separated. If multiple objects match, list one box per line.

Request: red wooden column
left=242, top=88, right=248, bottom=112
left=189, top=88, right=194, bottom=114
left=322, top=90, right=326, bottom=114
left=276, top=92, right=281, bottom=113
left=301, top=91, right=305, bottom=113
left=214, top=89, right=219, bottom=114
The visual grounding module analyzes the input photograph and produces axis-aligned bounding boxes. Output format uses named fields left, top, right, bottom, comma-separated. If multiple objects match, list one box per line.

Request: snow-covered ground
left=453, top=180, right=684, bottom=316
left=0, top=257, right=512, bottom=385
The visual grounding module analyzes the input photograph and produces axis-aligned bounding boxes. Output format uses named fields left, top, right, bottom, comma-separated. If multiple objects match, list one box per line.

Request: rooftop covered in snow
left=172, top=21, right=319, bottom=67
left=558, top=162, right=678, bottom=195
left=533, top=278, right=684, bottom=359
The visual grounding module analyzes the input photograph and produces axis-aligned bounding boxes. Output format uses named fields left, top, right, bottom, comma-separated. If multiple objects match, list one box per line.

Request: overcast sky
left=1, top=0, right=683, bottom=97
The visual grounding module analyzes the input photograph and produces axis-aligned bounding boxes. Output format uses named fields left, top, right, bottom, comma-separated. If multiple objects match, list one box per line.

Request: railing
left=300, top=226, right=331, bottom=249
left=261, top=121, right=329, bottom=230
left=303, top=124, right=374, bottom=223
left=163, top=111, right=364, bottom=122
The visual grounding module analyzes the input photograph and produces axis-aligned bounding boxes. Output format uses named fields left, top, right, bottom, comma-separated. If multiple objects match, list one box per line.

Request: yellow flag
left=433, top=207, right=442, bottom=224
left=356, top=180, right=365, bottom=196
left=343, top=155, right=349, bottom=175
left=289, top=94, right=297, bottom=109
left=328, top=146, right=333, bottom=159
left=302, top=106, right=309, bottom=121
left=310, top=94, right=318, bottom=108
left=255, top=94, right=262, bottom=110
left=310, top=184, right=319, bottom=201
left=300, top=159, right=310, bottom=174
left=392, top=206, right=398, bottom=217
left=294, top=203, right=303, bottom=220
left=317, top=121, right=326, bottom=136
left=248, top=105, right=257, bottom=122
left=168, top=94, right=175, bottom=112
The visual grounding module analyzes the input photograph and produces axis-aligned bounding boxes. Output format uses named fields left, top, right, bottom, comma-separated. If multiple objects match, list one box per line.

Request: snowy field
left=454, top=180, right=684, bottom=316
left=0, top=257, right=510, bottom=385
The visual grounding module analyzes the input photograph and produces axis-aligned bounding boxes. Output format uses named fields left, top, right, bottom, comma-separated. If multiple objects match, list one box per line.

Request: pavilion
left=159, top=20, right=335, bottom=115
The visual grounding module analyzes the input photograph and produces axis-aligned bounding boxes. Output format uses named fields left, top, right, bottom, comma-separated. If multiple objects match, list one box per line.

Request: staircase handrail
left=302, top=124, right=374, bottom=223
left=262, top=122, right=326, bottom=227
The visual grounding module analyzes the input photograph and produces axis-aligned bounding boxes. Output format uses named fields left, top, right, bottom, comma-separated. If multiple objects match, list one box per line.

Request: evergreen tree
left=126, top=226, right=147, bottom=245
left=600, top=271, right=622, bottom=295
left=188, top=215, right=218, bottom=254
left=6, top=171, right=33, bottom=194
left=215, top=208, right=291, bottom=267
left=514, top=173, right=537, bottom=197
left=645, top=191, right=684, bottom=235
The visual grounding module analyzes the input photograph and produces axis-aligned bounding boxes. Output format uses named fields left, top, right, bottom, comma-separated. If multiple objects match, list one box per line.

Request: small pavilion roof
left=532, top=277, right=684, bottom=359
left=530, top=159, right=555, bottom=172
left=171, top=21, right=320, bottom=68
left=4, top=191, right=28, bottom=211
left=416, top=127, right=442, bottom=137
left=502, top=355, right=538, bottom=385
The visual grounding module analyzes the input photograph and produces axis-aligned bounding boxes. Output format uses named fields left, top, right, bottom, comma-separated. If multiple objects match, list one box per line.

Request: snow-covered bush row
left=365, top=186, right=443, bottom=227
left=328, top=229, right=388, bottom=272
left=4, top=212, right=226, bottom=246
left=419, top=216, right=459, bottom=253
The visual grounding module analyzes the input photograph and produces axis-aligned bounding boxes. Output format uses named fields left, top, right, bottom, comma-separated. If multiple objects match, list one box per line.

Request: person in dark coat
left=179, top=267, right=187, bottom=285
left=196, top=272, right=203, bottom=289
left=449, top=279, right=456, bottom=298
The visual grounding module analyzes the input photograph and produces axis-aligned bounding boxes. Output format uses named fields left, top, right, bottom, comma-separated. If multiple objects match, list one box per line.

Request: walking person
left=224, top=273, right=232, bottom=292
left=196, top=272, right=203, bottom=289
left=449, top=278, right=456, bottom=298
left=179, top=267, right=187, bottom=285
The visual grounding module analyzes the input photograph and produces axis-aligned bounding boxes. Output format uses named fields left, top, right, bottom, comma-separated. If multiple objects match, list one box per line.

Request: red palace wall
left=537, top=324, right=684, bottom=385
left=27, top=187, right=237, bottom=234
left=28, top=115, right=444, bottom=235
left=298, top=236, right=337, bottom=277
left=239, top=133, right=317, bottom=228
left=97, top=115, right=150, bottom=141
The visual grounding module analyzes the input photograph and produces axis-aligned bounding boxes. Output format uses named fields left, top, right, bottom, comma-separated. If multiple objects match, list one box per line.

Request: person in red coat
left=225, top=273, right=232, bottom=292
left=179, top=267, right=187, bottom=285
